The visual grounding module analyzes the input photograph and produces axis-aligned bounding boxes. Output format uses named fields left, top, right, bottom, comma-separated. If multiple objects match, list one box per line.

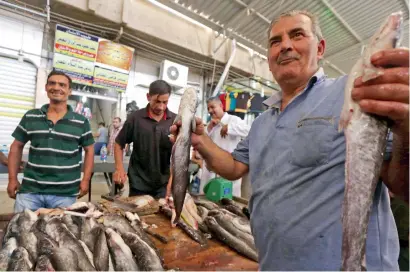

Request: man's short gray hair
left=207, top=96, right=222, bottom=104
left=267, top=10, right=324, bottom=44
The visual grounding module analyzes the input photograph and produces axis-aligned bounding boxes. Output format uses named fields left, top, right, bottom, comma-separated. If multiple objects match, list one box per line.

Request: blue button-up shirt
left=232, top=68, right=399, bottom=271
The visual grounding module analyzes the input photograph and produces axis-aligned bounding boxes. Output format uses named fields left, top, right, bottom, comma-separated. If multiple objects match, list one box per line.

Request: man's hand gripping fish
left=170, top=87, right=198, bottom=225
left=338, top=11, right=403, bottom=271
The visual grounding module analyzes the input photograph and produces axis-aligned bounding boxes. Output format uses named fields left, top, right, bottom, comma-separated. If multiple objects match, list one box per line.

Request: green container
left=203, top=177, right=233, bottom=202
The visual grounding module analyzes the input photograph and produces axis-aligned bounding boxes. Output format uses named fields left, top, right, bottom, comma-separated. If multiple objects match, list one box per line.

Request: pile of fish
left=0, top=202, right=164, bottom=271
left=160, top=197, right=258, bottom=262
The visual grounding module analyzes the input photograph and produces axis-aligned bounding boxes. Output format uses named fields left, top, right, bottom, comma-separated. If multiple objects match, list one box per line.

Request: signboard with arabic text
left=53, top=24, right=134, bottom=92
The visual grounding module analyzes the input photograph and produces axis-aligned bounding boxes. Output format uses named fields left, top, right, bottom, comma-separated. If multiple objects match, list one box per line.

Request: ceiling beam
left=403, top=0, right=409, bottom=11
left=224, top=0, right=262, bottom=30
left=231, top=0, right=271, bottom=24
left=326, top=18, right=409, bottom=60
left=320, top=0, right=362, bottom=42
left=323, top=59, right=346, bottom=75
left=155, top=0, right=268, bottom=56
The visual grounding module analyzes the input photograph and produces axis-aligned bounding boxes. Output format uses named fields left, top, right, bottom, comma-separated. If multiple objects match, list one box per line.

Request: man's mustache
left=276, top=53, right=300, bottom=64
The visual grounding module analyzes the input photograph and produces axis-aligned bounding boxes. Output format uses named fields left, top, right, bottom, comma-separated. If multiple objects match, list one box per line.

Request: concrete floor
left=0, top=173, right=129, bottom=213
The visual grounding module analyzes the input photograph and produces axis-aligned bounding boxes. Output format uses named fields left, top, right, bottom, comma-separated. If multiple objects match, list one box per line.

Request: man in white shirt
left=199, top=96, right=250, bottom=197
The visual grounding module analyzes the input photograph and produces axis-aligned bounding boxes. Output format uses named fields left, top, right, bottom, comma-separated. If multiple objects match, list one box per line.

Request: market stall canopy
left=156, top=0, right=409, bottom=78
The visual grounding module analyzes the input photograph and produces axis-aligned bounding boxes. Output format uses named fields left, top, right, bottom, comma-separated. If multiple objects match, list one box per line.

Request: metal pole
left=0, top=0, right=47, bottom=18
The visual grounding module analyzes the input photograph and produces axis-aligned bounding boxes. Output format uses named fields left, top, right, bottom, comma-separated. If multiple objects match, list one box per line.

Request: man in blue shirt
left=170, top=10, right=409, bottom=270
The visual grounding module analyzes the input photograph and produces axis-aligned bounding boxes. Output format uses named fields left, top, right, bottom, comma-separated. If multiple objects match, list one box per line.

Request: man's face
left=147, top=93, right=170, bottom=116
left=207, top=101, right=224, bottom=119
left=112, top=118, right=120, bottom=129
left=267, top=14, right=325, bottom=84
left=46, top=75, right=71, bottom=103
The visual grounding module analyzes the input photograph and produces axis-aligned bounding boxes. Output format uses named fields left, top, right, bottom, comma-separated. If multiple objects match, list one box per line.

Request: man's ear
left=317, top=39, right=326, bottom=61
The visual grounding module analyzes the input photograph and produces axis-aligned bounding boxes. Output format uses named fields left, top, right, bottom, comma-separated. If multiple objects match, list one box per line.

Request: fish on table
left=338, top=11, right=404, bottom=271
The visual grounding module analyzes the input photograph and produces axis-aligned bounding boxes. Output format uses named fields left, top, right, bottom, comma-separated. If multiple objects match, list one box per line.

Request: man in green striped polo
left=7, top=70, right=94, bottom=212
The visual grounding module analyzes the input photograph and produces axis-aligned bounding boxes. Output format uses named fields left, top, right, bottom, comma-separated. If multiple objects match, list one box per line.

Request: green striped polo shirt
left=12, top=104, right=94, bottom=196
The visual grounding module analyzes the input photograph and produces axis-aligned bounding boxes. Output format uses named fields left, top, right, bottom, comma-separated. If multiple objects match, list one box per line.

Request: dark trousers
left=129, top=186, right=167, bottom=199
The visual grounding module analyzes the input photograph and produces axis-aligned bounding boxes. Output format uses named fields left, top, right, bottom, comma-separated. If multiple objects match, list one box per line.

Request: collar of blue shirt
left=262, top=67, right=327, bottom=109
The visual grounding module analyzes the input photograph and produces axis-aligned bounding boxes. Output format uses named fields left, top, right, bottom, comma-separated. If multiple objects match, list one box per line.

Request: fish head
left=369, top=11, right=403, bottom=53
left=179, top=87, right=199, bottom=114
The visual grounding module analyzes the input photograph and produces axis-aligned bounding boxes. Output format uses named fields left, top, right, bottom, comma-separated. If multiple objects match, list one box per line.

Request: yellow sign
left=54, top=25, right=99, bottom=62
left=96, top=40, right=134, bottom=72
left=53, top=53, right=94, bottom=85
left=93, top=66, right=129, bottom=92
left=53, top=24, right=134, bottom=91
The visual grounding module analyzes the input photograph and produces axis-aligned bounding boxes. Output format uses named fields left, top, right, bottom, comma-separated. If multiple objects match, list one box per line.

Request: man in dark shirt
left=113, top=80, right=176, bottom=198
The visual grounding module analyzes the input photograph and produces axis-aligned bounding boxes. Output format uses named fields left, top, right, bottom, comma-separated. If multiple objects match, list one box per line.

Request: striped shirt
left=12, top=104, right=94, bottom=196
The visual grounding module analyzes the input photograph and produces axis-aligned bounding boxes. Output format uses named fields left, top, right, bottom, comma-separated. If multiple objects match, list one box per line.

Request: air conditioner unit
left=159, top=60, right=189, bottom=88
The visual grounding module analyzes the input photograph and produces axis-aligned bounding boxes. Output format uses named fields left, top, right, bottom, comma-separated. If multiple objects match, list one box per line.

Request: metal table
left=0, top=155, right=129, bottom=201
left=0, top=155, right=199, bottom=201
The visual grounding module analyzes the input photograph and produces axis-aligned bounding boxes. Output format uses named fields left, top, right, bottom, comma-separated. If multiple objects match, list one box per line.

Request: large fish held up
left=338, top=11, right=403, bottom=271
left=171, top=87, right=198, bottom=224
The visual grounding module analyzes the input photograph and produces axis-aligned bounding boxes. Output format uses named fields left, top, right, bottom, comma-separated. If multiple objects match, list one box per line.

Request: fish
left=222, top=204, right=247, bottom=218
left=66, top=201, right=90, bottom=213
left=93, top=227, right=109, bottom=271
left=124, top=213, right=165, bottom=261
left=17, top=209, right=38, bottom=232
left=0, top=237, right=17, bottom=270
left=101, top=214, right=136, bottom=235
left=34, top=255, right=55, bottom=271
left=59, top=231, right=96, bottom=271
left=193, top=198, right=219, bottom=210
left=171, top=87, right=198, bottom=224
left=31, top=214, right=50, bottom=234
left=133, top=195, right=155, bottom=207
left=62, top=214, right=81, bottom=239
left=162, top=205, right=207, bottom=246
left=232, top=217, right=252, bottom=235
left=196, top=206, right=210, bottom=233
left=35, top=231, right=59, bottom=256
left=122, top=231, right=164, bottom=271
left=105, top=228, right=139, bottom=271
left=2, top=213, right=20, bottom=246
left=242, top=207, right=251, bottom=220
left=79, top=239, right=95, bottom=267
left=204, top=216, right=258, bottom=262
left=338, top=12, right=403, bottom=271
left=44, top=217, right=95, bottom=271
left=211, top=211, right=256, bottom=251
left=6, top=247, right=33, bottom=271
left=48, top=247, right=79, bottom=271
left=81, top=217, right=99, bottom=252
left=17, top=231, right=38, bottom=263
left=40, top=217, right=66, bottom=243
left=125, top=211, right=140, bottom=222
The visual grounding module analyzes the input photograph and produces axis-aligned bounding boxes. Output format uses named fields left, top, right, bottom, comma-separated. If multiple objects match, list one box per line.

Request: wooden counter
left=143, top=213, right=258, bottom=271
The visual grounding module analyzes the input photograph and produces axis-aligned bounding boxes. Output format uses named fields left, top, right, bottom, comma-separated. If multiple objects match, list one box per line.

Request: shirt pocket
left=158, top=127, right=172, bottom=150
left=290, top=116, right=337, bottom=168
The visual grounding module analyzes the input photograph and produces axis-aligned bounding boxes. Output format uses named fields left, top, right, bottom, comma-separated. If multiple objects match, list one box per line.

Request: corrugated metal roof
left=162, top=0, right=409, bottom=78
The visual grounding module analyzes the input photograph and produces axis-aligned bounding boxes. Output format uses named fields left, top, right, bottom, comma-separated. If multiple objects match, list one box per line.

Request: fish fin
left=191, top=117, right=196, bottom=133
left=173, top=114, right=181, bottom=125
left=338, top=58, right=363, bottom=132
left=362, top=67, right=384, bottom=82
left=338, top=107, right=353, bottom=132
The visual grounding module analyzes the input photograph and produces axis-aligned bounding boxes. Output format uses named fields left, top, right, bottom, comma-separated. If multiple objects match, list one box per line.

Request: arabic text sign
left=53, top=53, right=94, bottom=85
left=96, top=40, right=134, bottom=72
left=55, top=25, right=99, bottom=62
left=93, top=66, right=129, bottom=92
